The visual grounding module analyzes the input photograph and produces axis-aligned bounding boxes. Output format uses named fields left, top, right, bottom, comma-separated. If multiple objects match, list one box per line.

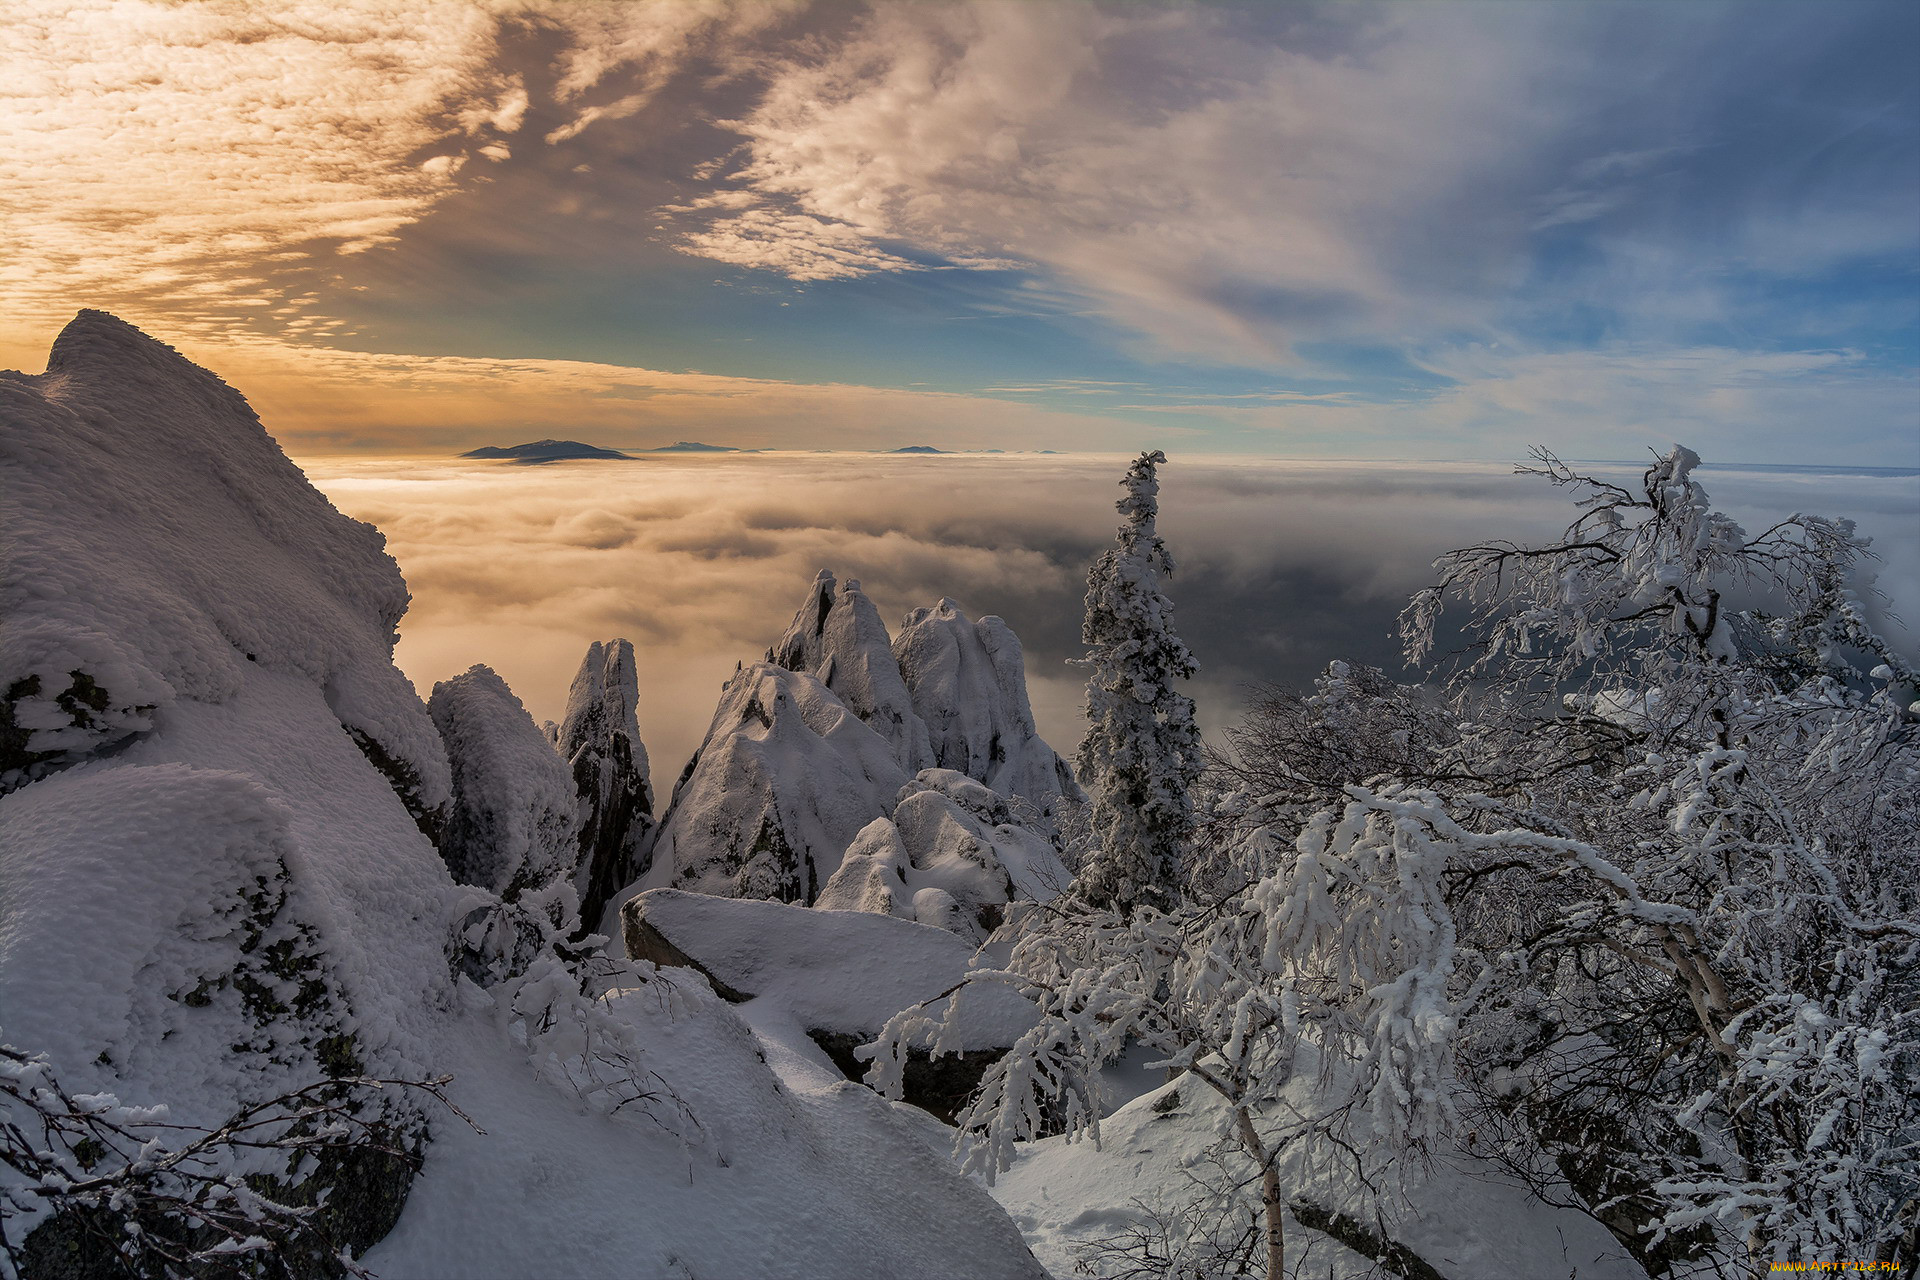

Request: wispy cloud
left=0, top=1, right=791, bottom=344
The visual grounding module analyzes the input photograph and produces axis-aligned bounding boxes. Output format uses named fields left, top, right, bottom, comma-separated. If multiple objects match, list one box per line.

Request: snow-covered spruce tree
left=1394, top=446, right=1920, bottom=1271
left=1075, top=450, right=1201, bottom=913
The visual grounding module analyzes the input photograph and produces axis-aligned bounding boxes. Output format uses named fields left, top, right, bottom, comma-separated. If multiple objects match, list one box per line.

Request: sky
left=3, top=0, right=1916, bottom=462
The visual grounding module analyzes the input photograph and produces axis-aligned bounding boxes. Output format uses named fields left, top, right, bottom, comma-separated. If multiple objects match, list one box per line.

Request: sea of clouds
left=303, top=452, right=1919, bottom=782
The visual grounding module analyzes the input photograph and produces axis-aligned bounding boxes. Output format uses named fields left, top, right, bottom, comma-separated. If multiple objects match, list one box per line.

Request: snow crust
left=363, top=994, right=1047, bottom=1280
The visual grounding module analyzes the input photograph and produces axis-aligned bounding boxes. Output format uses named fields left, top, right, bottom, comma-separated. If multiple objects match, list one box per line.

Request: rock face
left=769, top=571, right=934, bottom=774
left=893, top=598, right=1081, bottom=808
left=644, top=663, right=909, bottom=903
left=639, top=573, right=1078, bottom=930
left=763, top=571, right=1077, bottom=808
left=818, top=769, right=1069, bottom=943
left=553, top=639, right=654, bottom=931
left=429, top=665, right=580, bottom=902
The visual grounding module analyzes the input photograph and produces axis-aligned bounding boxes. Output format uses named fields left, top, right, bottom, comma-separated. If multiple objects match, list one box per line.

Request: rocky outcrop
left=621, top=889, right=1039, bottom=1121
left=644, top=663, right=908, bottom=903
left=0, top=310, right=450, bottom=809
left=553, top=639, right=654, bottom=930
left=893, top=599, right=1080, bottom=809
left=769, top=571, right=935, bottom=774
left=818, top=769, right=1069, bottom=942
left=429, top=665, right=579, bottom=901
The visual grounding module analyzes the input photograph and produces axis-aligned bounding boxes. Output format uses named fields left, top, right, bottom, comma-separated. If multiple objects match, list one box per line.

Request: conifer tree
left=1075, top=449, right=1201, bottom=912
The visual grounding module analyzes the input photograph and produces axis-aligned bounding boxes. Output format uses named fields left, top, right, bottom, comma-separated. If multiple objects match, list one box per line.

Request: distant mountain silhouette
left=889, top=445, right=944, bottom=454
left=650, top=441, right=739, bottom=453
left=461, top=439, right=632, bottom=463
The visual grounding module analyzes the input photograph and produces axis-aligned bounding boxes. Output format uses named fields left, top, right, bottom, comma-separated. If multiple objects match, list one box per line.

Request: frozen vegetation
left=3, top=312, right=1914, bottom=1279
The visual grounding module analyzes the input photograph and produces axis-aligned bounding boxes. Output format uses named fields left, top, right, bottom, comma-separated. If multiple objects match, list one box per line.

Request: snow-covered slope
left=993, top=1068, right=1650, bottom=1280
left=554, top=638, right=655, bottom=932
left=894, top=599, right=1080, bottom=808
left=643, top=662, right=910, bottom=903
left=0, top=313, right=1054, bottom=1279
left=0, top=309, right=448, bottom=815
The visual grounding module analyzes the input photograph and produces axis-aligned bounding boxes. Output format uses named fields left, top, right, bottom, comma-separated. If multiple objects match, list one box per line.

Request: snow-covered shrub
left=1389, top=447, right=1920, bottom=1271
left=1075, top=450, right=1201, bottom=913
left=0, top=1042, right=458, bottom=1280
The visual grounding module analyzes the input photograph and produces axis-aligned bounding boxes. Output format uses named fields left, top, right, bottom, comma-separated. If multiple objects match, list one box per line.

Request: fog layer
left=301, top=453, right=1920, bottom=782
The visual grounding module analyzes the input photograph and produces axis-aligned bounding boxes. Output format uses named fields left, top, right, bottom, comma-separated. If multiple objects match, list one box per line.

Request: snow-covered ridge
left=0, top=312, right=1053, bottom=1279
left=1, top=309, right=449, bottom=810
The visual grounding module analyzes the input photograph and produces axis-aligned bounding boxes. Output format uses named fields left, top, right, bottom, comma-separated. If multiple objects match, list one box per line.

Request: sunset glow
left=5, top=0, right=1914, bottom=460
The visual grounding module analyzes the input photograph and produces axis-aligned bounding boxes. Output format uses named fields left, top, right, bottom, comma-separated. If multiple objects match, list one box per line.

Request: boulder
left=622, top=889, right=1038, bottom=1121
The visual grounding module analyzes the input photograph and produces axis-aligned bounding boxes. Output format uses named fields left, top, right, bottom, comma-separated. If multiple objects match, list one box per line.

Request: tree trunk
left=1234, top=1105, right=1284, bottom=1280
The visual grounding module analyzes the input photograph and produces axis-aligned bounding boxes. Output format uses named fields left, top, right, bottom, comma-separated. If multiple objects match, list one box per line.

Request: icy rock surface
left=430, top=664, right=580, bottom=901
left=643, top=662, right=909, bottom=903
left=0, top=309, right=448, bottom=808
left=818, top=769, right=1070, bottom=942
left=894, top=598, right=1080, bottom=807
left=770, top=570, right=935, bottom=773
left=553, top=638, right=654, bottom=930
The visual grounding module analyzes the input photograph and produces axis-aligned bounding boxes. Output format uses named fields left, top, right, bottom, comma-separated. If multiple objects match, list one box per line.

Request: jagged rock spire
left=555, top=638, right=654, bottom=930
left=893, top=599, right=1080, bottom=808
left=769, top=571, right=935, bottom=774
left=644, top=662, right=908, bottom=904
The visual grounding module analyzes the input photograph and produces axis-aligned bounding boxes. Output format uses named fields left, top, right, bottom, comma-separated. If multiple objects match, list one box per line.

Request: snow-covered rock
left=894, top=598, right=1080, bottom=808
left=430, top=664, right=580, bottom=902
left=622, top=888, right=1040, bottom=1122
left=0, top=309, right=449, bottom=819
left=770, top=570, right=936, bottom=774
left=553, top=638, right=654, bottom=931
left=643, top=662, right=909, bottom=903
left=818, top=769, right=1070, bottom=942
left=0, top=313, right=1055, bottom=1280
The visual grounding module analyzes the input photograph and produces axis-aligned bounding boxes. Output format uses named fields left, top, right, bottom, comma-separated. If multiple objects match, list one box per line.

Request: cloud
left=0, top=0, right=792, bottom=346
left=300, top=452, right=1919, bottom=787
left=667, top=1, right=1918, bottom=372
